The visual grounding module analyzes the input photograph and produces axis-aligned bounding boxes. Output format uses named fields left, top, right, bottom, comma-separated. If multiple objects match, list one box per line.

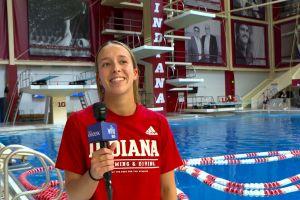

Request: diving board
left=20, top=85, right=97, bottom=97
left=165, top=61, right=192, bottom=66
left=102, top=29, right=142, bottom=36
left=184, top=107, right=243, bottom=113
left=164, top=10, right=216, bottom=30
left=166, top=78, right=204, bottom=87
left=132, top=45, right=174, bottom=61
left=164, top=34, right=191, bottom=41
left=69, top=76, right=96, bottom=85
left=101, top=0, right=142, bottom=9
left=169, top=87, right=193, bottom=91
left=31, top=76, right=58, bottom=85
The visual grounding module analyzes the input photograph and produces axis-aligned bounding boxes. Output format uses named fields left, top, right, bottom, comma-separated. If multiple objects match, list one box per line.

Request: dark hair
left=235, top=23, right=253, bottom=64
left=95, top=41, right=140, bottom=103
left=193, top=26, right=200, bottom=31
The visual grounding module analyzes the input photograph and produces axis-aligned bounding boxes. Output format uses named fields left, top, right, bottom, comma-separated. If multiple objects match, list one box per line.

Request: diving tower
left=14, top=71, right=97, bottom=125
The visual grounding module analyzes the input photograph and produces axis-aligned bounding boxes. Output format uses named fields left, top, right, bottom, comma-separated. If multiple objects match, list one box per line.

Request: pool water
left=1, top=112, right=300, bottom=199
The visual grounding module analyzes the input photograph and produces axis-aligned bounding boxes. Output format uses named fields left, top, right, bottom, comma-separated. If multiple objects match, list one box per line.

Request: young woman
left=56, top=41, right=183, bottom=200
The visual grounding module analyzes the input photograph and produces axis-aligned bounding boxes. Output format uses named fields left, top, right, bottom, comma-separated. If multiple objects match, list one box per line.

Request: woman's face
left=239, top=24, right=250, bottom=44
left=96, top=43, right=138, bottom=98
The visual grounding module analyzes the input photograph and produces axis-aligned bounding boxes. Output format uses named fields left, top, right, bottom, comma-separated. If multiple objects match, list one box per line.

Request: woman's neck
left=104, top=95, right=137, bottom=116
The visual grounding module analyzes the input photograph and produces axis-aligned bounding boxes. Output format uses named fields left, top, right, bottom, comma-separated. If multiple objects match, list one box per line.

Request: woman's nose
left=112, top=61, right=121, bottom=72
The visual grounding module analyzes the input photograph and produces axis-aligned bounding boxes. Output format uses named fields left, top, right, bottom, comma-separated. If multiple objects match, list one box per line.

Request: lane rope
left=177, top=150, right=300, bottom=198
left=19, top=166, right=67, bottom=200
left=178, top=165, right=300, bottom=197
left=183, top=150, right=300, bottom=166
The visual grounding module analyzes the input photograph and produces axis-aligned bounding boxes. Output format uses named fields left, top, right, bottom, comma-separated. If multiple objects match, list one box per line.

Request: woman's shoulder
left=138, top=105, right=167, bottom=121
left=68, top=105, right=94, bottom=123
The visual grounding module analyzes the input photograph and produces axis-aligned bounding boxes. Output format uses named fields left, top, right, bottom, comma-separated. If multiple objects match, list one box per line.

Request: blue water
left=1, top=112, right=300, bottom=200
left=172, top=113, right=300, bottom=200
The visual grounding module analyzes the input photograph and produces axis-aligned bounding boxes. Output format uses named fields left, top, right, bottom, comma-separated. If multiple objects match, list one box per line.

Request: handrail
left=102, top=16, right=143, bottom=32
left=0, top=144, right=64, bottom=200
left=3, top=81, right=19, bottom=125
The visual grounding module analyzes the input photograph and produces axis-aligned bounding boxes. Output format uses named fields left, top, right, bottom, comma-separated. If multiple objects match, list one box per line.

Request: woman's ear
left=133, top=68, right=138, bottom=80
left=96, top=73, right=101, bottom=85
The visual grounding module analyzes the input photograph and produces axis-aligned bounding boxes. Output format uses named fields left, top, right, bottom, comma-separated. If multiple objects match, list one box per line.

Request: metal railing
left=0, top=144, right=64, bottom=200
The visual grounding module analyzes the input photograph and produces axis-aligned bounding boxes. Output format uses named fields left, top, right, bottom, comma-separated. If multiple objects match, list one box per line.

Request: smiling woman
left=95, top=41, right=140, bottom=105
left=55, top=41, right=183, bottom=200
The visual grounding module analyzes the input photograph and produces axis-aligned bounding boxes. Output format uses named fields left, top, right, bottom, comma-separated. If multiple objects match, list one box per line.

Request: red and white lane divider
left=176, top=188, right=189, bottom=200
left=183, top=150, right=300, bottom=166
left=19, top=166, right=67, bottom=200
left=177, top=150, right=300, bottom=198
left=178, top=165, right=300, bottom=197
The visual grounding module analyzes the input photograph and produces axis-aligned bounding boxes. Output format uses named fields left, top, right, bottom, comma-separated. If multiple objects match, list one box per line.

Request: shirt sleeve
left=159, top=116, right=183, bottom=174
left=55, top=113, right=87, bottom=175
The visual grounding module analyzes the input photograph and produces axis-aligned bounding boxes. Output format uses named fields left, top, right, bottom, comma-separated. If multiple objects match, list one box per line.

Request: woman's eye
left=120, top=60, right=127, bottom=64
left=102, top=63, right=110, bottom=67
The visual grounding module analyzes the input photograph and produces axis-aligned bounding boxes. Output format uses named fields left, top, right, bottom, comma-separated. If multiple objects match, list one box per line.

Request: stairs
left=242, top=64, right=300, bottom=109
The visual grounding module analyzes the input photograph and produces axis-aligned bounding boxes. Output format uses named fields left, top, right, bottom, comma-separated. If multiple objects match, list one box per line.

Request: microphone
left=88, top=102, right=118, bottom=200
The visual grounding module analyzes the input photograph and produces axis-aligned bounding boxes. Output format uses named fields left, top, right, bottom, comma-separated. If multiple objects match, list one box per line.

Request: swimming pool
left=1, top=112, right=300, bottom=199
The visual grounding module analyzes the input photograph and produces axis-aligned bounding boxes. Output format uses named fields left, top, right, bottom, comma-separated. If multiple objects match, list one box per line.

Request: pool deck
left=0, top=124, right=64, bottom=133
left=1, top=108, right=300, bottom=133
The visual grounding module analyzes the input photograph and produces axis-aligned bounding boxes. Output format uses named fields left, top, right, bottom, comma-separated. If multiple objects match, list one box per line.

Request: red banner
left=0, top=0, right=8, bottom=59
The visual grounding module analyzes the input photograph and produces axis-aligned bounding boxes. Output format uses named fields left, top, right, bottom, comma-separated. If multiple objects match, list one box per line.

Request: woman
left=56, top=41, right=183, bottom=200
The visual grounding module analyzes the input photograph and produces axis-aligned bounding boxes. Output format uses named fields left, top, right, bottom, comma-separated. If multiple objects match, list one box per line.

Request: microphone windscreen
left=93, top=102, right=106, bottom=121
left=88, top=122, right=118, bottom=143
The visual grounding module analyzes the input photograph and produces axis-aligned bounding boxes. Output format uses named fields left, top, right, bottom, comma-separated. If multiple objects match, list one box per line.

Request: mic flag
left=88, top=122, right=118, bottom=143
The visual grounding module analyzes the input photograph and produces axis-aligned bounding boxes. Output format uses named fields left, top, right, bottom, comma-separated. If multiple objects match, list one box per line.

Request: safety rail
left=75, top=70, right=96, bottom=85
left=118, top=32, right=142, bottom=49
left=102, top=16, right=143, bottom=33
left=0, top=144, right=64, bottom=200
left=184, top=0, right=222, bottom=12
left=217, top=95, right=241, bottom=104
left=18, top=70, right=32, bottom=89
left=187, top=96, right=215, bottom=108
left=163, top=0, right=185, bottom=18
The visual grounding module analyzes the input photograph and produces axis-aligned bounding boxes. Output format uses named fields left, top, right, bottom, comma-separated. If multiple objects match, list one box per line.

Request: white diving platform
left=184, top=107, right=243, bottom=113
left=164, top=34, right=191, bottom=41
left=165, top=61, right=192, bottom=66
left=20, top=85, right=97, bottom=97
left=169, top=87, right=193, bottom=91
left=164, top=10, right=216, bottom=30
left=166, top=78, right=204, bottom=87
left=101, top=0, right=142, bottom=9
left=101, top=29, right=142, bottom=36
left=132, top=45, right=174, bottom=60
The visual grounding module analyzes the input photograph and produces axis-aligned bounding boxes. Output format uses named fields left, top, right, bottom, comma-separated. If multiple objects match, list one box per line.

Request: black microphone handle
left=100, top=141, right=112, bottom=200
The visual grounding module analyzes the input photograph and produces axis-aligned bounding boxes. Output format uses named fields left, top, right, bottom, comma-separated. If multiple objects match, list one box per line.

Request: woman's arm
left=64, top=142, right=117, bottom=200
left=64, top=170, right=99, bottom=200
left=160, top=170, right=177, bottom=200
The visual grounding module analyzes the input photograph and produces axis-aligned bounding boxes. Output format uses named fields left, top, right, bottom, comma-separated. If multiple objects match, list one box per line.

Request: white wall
left=187, top=69, right=225, bottom=102
left=0, top=65, right=5, bottom=98
left=234, top=71, right=269, bottom=97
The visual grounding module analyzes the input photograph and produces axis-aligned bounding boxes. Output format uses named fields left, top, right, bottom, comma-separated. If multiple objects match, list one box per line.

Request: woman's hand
left=89, top=142, right=117, bottom=180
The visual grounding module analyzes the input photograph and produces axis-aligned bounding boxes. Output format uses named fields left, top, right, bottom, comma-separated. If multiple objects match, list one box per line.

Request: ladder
left=44, top=96, right=51, bottom=124
left=79, top=95, right=88, bottom=109
left=3, top=82, right=22, bottom=126
left=175, top=95, right=185, bottom=113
